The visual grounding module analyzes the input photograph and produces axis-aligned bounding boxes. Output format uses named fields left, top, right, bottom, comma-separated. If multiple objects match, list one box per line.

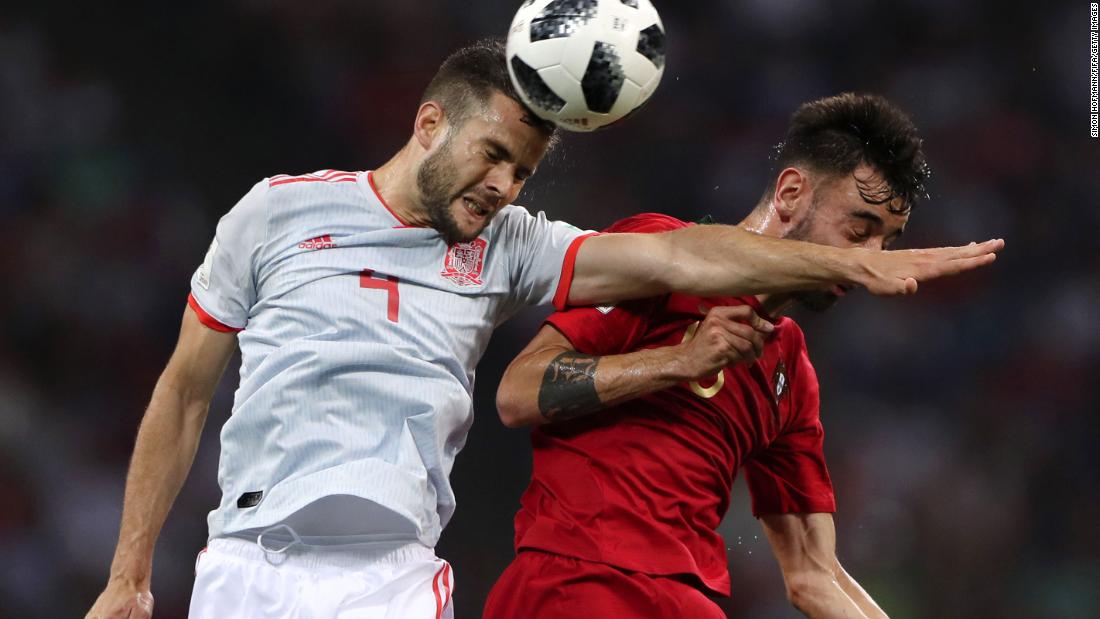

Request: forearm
left=787, top=564, right=888, bottom=619
left=835, top=564, right=888, bottom=619
left=498, top=345, right=688, bottom=427
left=108, top=378, right=209, bottom=584
left=789, top=577, right=873, bottom=619
left=665, top=225, right=853, bottom=296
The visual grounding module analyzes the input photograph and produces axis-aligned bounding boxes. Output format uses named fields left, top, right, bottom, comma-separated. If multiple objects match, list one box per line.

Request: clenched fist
left=86, top=579, right=154, bottom=619
left=674, top=304, right=773, bottom=380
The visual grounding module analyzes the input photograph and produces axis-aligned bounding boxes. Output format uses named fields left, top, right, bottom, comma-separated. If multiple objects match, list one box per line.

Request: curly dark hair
left=769, top=92, right=930, bottom=214
left=420, top=38, right=558, bottom=140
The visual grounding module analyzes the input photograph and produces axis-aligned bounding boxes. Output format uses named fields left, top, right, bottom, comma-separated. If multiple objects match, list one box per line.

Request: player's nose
left=483, top=167, right=514, bottom=205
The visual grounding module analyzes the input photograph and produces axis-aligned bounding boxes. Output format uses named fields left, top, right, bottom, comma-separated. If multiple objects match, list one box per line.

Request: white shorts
left=189, top=537, right=454, bottom=619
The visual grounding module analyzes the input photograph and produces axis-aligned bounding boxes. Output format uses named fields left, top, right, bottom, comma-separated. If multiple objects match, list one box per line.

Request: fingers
left=87, top=591, right=153, bottom=619
left=699, top=314, right=766, bottom=362
left=132, top=592, right=154, bottom=619
left=721, top=321, right=765, bottom=359
left=862, top=237, right=1002, bottom=295
left=922, top=251, right=998, bottom=280
left=947, top=238, right=1004, bottom=259
left=706, top=304, right=773, bottom=333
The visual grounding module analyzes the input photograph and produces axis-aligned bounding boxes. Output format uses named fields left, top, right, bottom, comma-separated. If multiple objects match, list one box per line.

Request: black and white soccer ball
left=506, top=0, right=666, bottom=132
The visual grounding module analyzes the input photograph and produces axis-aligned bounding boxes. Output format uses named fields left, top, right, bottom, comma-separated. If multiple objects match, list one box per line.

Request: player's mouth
left=462, top=196, right=492, bottom=221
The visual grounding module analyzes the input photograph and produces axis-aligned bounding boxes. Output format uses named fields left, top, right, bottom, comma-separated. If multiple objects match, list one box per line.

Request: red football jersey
left=513, top=213, right=836, bottom=596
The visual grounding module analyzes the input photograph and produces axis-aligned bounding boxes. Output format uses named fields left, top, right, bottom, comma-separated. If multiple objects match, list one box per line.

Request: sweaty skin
left=87, top=85, right=1001, bottom=618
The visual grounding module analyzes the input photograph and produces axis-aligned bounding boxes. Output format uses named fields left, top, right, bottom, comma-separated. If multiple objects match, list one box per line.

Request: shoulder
left=489, top=203, right=588, bottom=238
left=267, top=169, right=362, bottom=191
left=263, top=169, right=364, bottom=206
left=492, top=203, right=536, bottom=224
left=773, top=317, right=808, bottom=355
left=260, top=169, right=373, bottom=222
left=777, top=316, right=805, bottom=342
left=602, top=213, right=691, bottom=234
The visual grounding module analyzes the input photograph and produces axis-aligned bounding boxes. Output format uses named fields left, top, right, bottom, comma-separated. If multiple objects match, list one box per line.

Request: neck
left=371, top=141, right=433, bottom=227
left=738, top=204, right=796, bottom=317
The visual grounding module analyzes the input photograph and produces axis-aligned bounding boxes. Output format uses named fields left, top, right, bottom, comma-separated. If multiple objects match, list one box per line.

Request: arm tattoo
left=537, top=351, right=603, bottom=422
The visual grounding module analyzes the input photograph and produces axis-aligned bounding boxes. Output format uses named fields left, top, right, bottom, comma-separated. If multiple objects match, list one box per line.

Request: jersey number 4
left=360, top=269, right=400, bottom=322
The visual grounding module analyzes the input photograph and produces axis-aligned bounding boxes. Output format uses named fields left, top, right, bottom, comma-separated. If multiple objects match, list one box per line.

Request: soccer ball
left=506, top=0, right=666, bottom=132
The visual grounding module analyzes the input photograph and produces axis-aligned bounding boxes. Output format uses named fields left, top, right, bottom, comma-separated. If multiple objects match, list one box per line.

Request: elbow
left=496, top=385, right=536, bottom=429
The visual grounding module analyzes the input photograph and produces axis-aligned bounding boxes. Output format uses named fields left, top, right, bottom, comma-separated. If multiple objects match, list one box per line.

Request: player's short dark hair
left=768, top=92, right=930, bottom=214
left=421, top=39, right=558, bottom=141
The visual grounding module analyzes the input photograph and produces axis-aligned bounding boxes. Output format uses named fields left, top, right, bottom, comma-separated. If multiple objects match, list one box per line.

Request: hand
left=852, top=238, right=1004, bottom=295
left=675, top=304, right=773, bottom=380
left=85, top=579, right=154, bottom=619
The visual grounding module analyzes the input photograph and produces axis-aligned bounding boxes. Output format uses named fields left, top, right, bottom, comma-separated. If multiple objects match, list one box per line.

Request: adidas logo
left=298, top=235, right=337, bottom=250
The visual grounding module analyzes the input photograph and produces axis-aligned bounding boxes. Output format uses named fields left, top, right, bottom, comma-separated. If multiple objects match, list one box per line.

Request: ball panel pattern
left=636, top=24, right=665, bottom=69
left=510, top=55, right=567, bottom=113
left=581, top=41, right=625, bottom=113
left=530, top=0, right=599, bottom=42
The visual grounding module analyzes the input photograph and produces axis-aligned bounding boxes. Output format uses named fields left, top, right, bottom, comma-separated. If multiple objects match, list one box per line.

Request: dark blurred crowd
left=1, top=1, right=1097, bottom=617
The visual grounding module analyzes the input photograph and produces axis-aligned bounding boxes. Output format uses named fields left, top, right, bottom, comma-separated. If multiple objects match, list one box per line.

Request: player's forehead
left=818, top=164, right=910, bottom=228
left=461, top=91, right=550, bottom=164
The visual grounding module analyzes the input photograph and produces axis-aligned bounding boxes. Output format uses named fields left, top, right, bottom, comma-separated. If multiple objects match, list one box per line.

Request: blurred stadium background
left=2, top=1, right=1098, bottom=617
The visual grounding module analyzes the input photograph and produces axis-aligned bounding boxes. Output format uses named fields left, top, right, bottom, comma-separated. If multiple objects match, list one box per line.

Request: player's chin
left=450, top=200, right=495, bottom=238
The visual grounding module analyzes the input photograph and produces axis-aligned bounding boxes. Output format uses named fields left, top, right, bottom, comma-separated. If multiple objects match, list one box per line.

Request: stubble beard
left=416, top=135, right=480, bottom=246
left=783, top=197, right=841, bottom=313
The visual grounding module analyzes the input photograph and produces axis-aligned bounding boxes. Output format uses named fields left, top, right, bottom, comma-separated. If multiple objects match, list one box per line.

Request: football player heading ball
left=86, top=36, right=1000, bottom=619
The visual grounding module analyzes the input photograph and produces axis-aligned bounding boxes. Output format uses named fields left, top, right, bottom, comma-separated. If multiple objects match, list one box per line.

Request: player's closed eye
left=848, top=228, right=871, bottom=243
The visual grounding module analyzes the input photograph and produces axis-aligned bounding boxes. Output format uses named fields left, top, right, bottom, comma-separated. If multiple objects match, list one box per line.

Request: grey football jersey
left=189, top=170, right=591, bottom=547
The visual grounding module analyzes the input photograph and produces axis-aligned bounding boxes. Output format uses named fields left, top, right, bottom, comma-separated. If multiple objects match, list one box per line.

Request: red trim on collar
left=367, top=171, right=424, bottom=228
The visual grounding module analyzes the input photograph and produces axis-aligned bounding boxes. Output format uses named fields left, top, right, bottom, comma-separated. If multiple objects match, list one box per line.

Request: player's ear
left=773, top=167, right=810, bottom=224
left=413, top=101, right=446, bottom=151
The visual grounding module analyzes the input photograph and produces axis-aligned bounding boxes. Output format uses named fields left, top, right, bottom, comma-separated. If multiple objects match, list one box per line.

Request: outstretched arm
left=497, top=305, right=771, bottom=427
left=567, top=225, right=1003, bottom=306
left=86, top=304, right=238, bottom=619
left=760, top=512, right=888, bottom=619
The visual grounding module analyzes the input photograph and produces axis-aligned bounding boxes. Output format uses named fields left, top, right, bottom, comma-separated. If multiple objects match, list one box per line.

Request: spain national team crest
left=441, top=239, right=487, bottom=286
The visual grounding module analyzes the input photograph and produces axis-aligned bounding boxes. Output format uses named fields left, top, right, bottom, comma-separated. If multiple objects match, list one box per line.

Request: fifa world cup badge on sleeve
left=196, top=238, right=219, bottom=290
left=441, top=239, right=487, bottom=286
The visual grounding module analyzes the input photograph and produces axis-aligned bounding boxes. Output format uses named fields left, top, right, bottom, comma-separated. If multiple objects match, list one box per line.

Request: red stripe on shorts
left=432, top=563, right=446, bottom=619
left=442, top=563, right=452, bottom=609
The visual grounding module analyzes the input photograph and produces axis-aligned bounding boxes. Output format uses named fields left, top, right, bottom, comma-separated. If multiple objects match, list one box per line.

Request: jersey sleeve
left=545, top=300, right=658, bottom=356
left=744, top=332, right=836, bottom=516
left=501, top=206, right=595, bottom=310
left=543, top=213, right=690, bottom=355
left=188, top=179, right=269, bottom=332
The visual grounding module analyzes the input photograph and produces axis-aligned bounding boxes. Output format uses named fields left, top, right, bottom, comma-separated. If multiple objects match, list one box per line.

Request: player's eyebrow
left=483, top=138, right=534, bottom=179
left=850, top=210, right=884, bottom=228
